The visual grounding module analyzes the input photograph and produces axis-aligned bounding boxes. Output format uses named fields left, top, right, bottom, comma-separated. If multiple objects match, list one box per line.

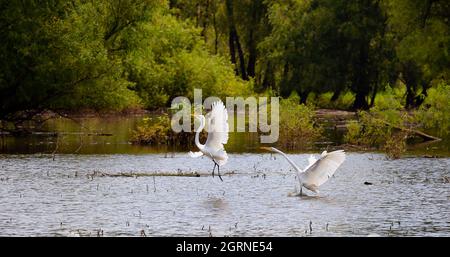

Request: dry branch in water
left=86, top=171, right=201, bottom=179
left=369, top=114, right=441, bottom=142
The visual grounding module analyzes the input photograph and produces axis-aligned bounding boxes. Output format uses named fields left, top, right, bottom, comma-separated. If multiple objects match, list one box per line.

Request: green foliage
left=0, top=0, right=251, bottom=122
left=344, top=82, right=448, bottom=157
left=309, top=91, right=355, bottom=110
left=123, top=10, right=251, bottom=108
left=262, top=0, right=389, bottom=109
left=415, top=83, right=450, bottom=136
left=384, top=132, right=407, bottom=159
left=370, top=86, right=410, bottom=126
left=278, top=94, right=322, bottom=149
left=345, top=111, right=391, bottom=147
left=372, top=85, right=405, bottom=111
left=345, top=110, right=410, bottom=158
left=386, top=0, right=450, bottom=107
left=131, top=114, right=206, bottom=146
left=131, top=115, right=172, bottom=144
left=1, top=0, right=449, bottom=132
left=126, top=17, right=251, bottom=108
left=171, top=0, right=271, bottom=82
left=345, top=113, right=407, bottom=159
left=0, top=1, right=154, bottom=117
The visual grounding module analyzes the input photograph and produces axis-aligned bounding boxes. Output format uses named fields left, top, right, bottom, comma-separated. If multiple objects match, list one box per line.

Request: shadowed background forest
left=1, top=0, right=449, bottom=156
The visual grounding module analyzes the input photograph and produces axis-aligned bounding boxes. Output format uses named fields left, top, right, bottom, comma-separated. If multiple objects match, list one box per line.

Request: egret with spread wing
left=261, top=147, right=345, bottom=195
left=189, top=101, right=229, bottom=181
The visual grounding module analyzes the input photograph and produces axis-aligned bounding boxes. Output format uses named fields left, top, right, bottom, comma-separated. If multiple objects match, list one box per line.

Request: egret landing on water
left=189, top=101, right=229, bottom=181
left=261, top=147, right=346, bottom=195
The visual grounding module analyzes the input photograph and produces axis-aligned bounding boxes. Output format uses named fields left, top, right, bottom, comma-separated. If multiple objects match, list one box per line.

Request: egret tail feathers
left=189, top=151, right=204, bottom=158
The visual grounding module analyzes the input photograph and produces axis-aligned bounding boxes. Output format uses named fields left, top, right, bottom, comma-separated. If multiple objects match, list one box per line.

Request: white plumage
left=261, top=147, right=346, bottom=194
left=207, top=102, right=229, bottom=144
left=189, top=101, right=229, bottom=180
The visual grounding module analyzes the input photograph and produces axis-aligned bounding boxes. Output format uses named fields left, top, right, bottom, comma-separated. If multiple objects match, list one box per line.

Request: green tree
left=0, top=0, right=154, bottom=123
left=0, top=0, right=250, bottom=130
left=262, top=0, right=388, bottom=108
left=386, top=0, right=450, bottom=108
left=170, top=0, right=271, bottom=84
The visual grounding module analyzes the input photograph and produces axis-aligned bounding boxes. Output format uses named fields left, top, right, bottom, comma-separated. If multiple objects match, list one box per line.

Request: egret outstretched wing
left=300, top=150, right=345, bottom=187
left=303, top=154, right=317, bottom=171
left=205, top=101, right=229, bottom=150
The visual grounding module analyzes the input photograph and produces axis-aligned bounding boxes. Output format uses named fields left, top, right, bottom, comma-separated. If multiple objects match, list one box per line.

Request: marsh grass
left=344, top=83, right=449, bottom=159
left=414, top=83, right=450, bottom=137
left=384, top=132, right=408, bottom=159
left=130, top=85, right=449, bottom=155
left=278, top=95, right=322, bottom=150
left=345, top=111, right=411, bottom=159
left=309, top=91, right=355, bottom=110
left=131, top=95, right=323, bottom=151
left=131, top=114, right=207, bottom=146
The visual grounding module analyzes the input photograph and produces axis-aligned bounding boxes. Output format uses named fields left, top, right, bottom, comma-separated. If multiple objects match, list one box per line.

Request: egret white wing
left=300, top=150, right=345, bottom=187
left=302, top=154, right=317, bottom=171
left=205, top=101, right=229, bottom=150
left=308, top=155, right=317, bottom=165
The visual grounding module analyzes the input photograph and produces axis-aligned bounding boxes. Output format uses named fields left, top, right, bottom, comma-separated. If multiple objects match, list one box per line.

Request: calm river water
left=0, top=116, right=449, bottom=236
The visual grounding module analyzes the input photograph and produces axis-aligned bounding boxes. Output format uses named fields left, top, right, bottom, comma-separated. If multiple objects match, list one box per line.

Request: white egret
left=261, top=147, right=345, bottom=195
left=189, top=101, right=229, bottom=181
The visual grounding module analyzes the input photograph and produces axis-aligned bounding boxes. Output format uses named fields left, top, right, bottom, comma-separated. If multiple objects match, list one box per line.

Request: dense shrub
left=415, top=83, right=450, bottom=136
left=278, top=94, right=322, bottom=149
left=344, top=111, right=409, bottom=159
left=131, top=114, right=207, bottom=146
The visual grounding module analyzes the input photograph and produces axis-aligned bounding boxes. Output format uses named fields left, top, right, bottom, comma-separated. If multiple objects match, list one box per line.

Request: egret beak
left=260, top=147, right=273, bottom=152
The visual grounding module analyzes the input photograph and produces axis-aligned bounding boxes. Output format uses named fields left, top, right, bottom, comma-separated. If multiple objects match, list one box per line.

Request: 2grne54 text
left=176, top=241, right=273, bottom=254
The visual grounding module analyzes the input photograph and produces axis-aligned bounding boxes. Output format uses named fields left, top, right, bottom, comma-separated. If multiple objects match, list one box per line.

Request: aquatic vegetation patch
left=278, top=95, right=323, bottom=150
left=414, top=83, right=450, bottom=137
left=130, top=114, right=206, bottom=146
left=344, top=109, right=440, bottom=159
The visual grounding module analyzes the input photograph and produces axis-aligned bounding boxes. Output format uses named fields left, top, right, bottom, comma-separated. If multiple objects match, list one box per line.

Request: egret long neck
left=269, top=147, right=303, bottom=173
left=194, top=116, right=205, bottom=150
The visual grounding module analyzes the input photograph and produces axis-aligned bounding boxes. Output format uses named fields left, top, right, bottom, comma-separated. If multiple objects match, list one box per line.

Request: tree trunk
left=331, top=89, right=341, bottom=102
left=233, top=31, right=248, bottom=80
left=405, top=84, right=416, bottom=109
left=300, top=90, right=310, bottom=104
left=403, top=61, right=421, bottom=109
left=261, top=61, right=273, bottom=91
left=369, top=67, right=380, bottom=108
left=200, top=0, right=210, bottom=39
left=351, top=44, right=370, bottom=110
left=369, top=82, right=378, bottom=108
left=225, top=0, right=247, bottom=80
left=212, top=1, right=218, bottom=54
left=353, top=91, right=369, bottom=110
left=247, top=30, right=256, bottom=78
left=280, top=62, right=291, bottom=98
left=228, top=30, right=236, bottom=65
left=226, top=0, right=236, bottom=67
left=415, top=82, right=430, bottom=107
left=246, top=0, right=258, bottom=78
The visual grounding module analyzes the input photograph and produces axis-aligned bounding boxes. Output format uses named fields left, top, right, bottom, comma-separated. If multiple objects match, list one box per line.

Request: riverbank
left=0, top=108, right=448, bottom=157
